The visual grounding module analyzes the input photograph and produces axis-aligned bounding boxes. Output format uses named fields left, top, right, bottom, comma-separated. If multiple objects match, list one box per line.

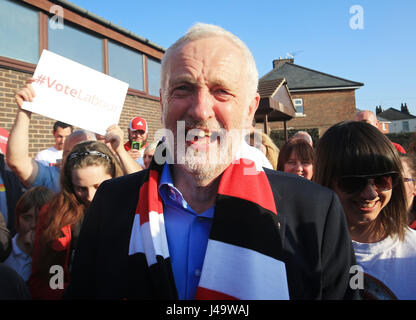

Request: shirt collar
left=159, top=163, right=190, bottom=210
left=11, top=234, right=30, bottom=259
left=158, top=163, right=214, bottom=218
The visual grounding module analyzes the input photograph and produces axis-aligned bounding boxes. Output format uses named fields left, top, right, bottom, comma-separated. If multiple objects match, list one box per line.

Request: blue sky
left=69, top=0, right=416, bottom=115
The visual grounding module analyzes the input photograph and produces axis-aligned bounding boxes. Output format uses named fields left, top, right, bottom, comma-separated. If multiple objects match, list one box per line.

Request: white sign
left=22, top=49, right=129, bottom=135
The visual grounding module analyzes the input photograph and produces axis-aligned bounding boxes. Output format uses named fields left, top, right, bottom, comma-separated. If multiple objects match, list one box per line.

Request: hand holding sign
left=21, top=50, right=129, bottom=135
left=15, top=78, right=36, bottom=107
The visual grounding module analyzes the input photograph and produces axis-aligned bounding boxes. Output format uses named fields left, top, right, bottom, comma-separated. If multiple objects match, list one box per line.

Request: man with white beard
left=65, top=23, right=359, bottom=300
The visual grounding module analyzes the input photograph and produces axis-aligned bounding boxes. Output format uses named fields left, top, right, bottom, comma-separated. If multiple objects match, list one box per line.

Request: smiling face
left=72, top=165, right=112, bottom=207
left=333, top=179, right=392, bottom=236
left=128, top=129, right=148, bottom=145
left=283, top=150, right=313, bottom=180
left=160, top=36, right=259, bottom=184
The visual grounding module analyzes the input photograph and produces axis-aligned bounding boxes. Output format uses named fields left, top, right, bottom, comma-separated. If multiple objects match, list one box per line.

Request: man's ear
left=245, top=93, right=260, bottom=128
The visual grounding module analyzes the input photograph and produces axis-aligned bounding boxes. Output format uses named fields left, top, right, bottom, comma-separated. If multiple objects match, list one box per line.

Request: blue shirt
left=159, top=163, right=214, bottom=300
left=32, top=163, right=60, bottom=193
left=4, top=234, right=32, bottom=281
left=0, top=174, right=8, bottom=225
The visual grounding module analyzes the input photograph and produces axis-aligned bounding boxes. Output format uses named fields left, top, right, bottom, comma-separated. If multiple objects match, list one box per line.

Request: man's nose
left=188, top=89, right=215, bottom=121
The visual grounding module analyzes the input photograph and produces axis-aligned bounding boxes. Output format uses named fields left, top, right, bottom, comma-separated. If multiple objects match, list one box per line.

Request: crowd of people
left=1, top=22, right=416, bottom=300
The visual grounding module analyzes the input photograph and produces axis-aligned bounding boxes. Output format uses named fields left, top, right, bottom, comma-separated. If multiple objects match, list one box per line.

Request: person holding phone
left=124, top=116, right=148, bottom=168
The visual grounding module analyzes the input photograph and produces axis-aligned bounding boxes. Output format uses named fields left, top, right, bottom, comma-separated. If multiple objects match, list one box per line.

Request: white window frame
left=403, top=120, right=409, bottom=132
left=293, top=98, right=305, bottom=117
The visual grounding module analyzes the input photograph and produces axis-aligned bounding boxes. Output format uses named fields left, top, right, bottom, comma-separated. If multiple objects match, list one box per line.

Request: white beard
left=178, top=132, right=234, bottom=183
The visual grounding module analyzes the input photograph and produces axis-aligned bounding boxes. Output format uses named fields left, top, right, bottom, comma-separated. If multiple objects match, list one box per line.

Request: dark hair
left=313, top=121, right=408, bottom=240
left=53, top=121, right=73, bottom=133
left=14, top=186, right=54, bottom=230
left=277, top=139, right=314, bottom=172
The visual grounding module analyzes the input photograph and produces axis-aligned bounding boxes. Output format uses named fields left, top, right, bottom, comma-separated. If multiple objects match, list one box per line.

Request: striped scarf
left=128, top=143, right=289, bottom=300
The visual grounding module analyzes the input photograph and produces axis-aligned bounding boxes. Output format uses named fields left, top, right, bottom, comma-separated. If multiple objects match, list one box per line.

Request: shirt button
left=195, top=269, right=201, bottom=277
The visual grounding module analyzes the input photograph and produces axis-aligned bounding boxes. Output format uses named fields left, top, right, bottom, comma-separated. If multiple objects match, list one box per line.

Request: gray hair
left=160, top=23, right=258, bottom=106
left=292, top=131, right=313, bottom=146
left=69, top=130, right=97, bottom=142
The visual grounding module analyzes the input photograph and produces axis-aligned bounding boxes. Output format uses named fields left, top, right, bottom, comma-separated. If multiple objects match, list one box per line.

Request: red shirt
left=28, top=204, right=71, bottom=300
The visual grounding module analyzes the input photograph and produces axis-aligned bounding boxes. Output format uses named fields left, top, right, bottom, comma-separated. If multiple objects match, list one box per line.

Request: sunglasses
left=338, top=171, right=400, bottom=194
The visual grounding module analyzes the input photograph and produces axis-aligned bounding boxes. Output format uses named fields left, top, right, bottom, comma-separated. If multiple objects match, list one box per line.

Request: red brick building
left=0, top=0, right=164, bottom=157
left=260, top=58, right=364, bottom=136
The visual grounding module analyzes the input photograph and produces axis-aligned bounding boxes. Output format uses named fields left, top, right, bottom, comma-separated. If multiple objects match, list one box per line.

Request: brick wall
left=269, top=89, right=357, bottom=136
left=0, top=66, right=163, bottom=158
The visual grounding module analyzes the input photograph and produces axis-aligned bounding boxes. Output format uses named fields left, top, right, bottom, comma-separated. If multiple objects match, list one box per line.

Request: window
left=293, top=98, right=304, bottom=115
left=403, top=121, right=409, bottom=132
left=49, top=20, right=103, bottom=72
left=0, top=0, right=39, bottom=64
left=147, top=57, right=161, bottom=97
left=108, top=41, right=144, bottom=91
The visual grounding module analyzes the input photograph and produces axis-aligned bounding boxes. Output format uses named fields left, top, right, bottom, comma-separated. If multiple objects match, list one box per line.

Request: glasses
left=130, top=130, right=146, bottom=136
left=338, top=171, right=399, bottom=194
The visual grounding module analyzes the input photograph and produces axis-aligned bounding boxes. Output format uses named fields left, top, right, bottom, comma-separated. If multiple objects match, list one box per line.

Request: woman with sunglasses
left=314, top=121, right=416, bottom=299
left=28, top=141, right=123, bottom=299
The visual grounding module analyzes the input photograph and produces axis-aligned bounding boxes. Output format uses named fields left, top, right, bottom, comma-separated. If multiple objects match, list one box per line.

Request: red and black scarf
left=128, top=143, right=289, bottom=299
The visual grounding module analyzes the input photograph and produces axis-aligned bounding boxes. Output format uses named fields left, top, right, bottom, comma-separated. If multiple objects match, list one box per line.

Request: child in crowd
left=3, top=186, right=54, bottom=281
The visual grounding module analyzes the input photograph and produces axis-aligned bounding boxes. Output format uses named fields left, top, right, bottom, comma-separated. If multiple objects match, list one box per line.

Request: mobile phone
left=131, top=141, right=142, bottom=150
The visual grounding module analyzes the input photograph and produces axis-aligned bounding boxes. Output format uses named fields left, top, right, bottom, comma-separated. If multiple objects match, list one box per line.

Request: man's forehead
left=167, top=37, right=245, bottom=86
